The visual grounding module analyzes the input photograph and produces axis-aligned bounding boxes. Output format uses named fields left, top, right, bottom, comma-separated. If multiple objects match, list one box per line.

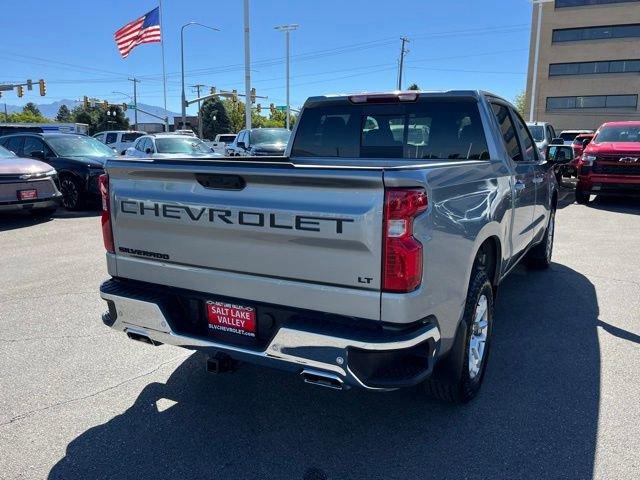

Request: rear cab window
left=121, top=132, right=144, bottom=143
left=291, top=97, right=490, bottom=161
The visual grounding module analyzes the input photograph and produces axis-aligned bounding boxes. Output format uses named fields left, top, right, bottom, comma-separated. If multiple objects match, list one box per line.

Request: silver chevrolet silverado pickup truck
left=99, top=91, right=558, bottom=403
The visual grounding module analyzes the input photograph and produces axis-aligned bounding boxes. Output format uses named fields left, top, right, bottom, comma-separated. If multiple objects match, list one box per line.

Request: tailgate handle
left=196, top=173, right=246, bottom=190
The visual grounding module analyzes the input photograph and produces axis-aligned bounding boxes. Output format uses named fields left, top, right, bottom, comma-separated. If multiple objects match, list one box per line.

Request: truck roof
left=303, top=90, right=507, bottom=107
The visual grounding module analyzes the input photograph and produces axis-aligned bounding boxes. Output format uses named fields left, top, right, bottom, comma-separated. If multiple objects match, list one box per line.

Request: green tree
left=407, top=83, right=420, bottom=90
left=201, top=97, right=232, bottom=139
left=223, top=99, right=246, bottom=133
left=55, top=105, right=72, bottom=122
left=97, top=106, right=129, bottom=132
left=514, top=90, right=526, bottom=117
left=6, top=111, right=50, bottom=123
left=23, top=102, right=42, bottom=117
left=69, top=104, right=128, bottom=135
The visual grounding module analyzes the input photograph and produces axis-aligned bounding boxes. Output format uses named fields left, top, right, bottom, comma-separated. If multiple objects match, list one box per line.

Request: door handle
left=514, top=180, right=526, bottom=191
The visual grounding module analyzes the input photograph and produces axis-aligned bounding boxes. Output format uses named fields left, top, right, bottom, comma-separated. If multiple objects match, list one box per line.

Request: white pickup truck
left=98, top=91, right=558, bottom=403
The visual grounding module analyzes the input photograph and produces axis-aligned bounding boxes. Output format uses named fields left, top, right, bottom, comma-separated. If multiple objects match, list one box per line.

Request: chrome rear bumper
left=100, top=279, right=441, bottom=390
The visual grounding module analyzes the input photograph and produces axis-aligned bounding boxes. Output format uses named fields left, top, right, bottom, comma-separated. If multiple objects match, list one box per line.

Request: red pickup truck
left=576, top=121, right=640, bottom=204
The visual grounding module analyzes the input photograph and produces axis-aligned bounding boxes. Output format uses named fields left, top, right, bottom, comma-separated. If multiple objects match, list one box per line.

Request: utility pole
left=191, top=83, right=206, bottom=138
left=3, top=103, right=7, bottom=121
left=128, top=77, right=140, bottom=130
left=275, top=24, right=299, bottom=130
left=243, top=0, right=252, bottom=130
left=397, top=36, right=410, bottom=90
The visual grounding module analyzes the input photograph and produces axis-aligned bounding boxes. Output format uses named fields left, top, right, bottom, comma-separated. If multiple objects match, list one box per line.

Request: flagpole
left=159, top=0, right=168, bottom=131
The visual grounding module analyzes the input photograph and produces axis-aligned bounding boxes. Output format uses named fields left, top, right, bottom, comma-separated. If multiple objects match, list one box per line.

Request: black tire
left=575, top=188, right=590, bottom=205
left=525, top=209, right=555, bottom=270
left=59, top=175, right=84, bottom=210
left=30, top=206, right=57, bottom=218
left=424, top=269, right=494, bottom=403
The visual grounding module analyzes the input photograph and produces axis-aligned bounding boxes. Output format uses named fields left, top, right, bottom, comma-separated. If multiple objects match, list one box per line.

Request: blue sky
left=0, top=0, right=533, bottom=115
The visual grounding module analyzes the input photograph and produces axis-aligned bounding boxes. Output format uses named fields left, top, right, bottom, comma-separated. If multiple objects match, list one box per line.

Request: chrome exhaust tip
left=126, top=330, right=162, bottom=346
left=301, top=369, right=344, bottom=390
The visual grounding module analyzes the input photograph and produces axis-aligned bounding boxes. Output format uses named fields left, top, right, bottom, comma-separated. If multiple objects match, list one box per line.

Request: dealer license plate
left=206, top=301, right=256, bottom=338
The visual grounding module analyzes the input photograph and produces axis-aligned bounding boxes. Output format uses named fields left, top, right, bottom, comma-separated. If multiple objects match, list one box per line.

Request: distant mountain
left=2, top=99, right=179, bottom=124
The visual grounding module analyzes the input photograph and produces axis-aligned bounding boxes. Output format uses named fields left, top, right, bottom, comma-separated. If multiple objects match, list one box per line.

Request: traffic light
left=83, top=96, right=89, bottom=109
left=256, top=103, right=261, bottom=114
left=16, top=85, right=24, bottom=98
left=122, top=103, right=127, bottom=111
left=27, top=79, right=33, bottom=91
left=250, top=87, right=256, bottom=104
left=269, top=103, right=276, bottom=115
left=38, top=79, right=46, bottom=96
left=231, top=89, right=238, bottom=103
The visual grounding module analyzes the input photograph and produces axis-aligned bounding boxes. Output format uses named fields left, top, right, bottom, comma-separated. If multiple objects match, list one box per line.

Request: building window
left=556, top=0, right=640, bottom=7
left=549, top=59, right=640, bottom=76
left=546, top=95, right=638, bottom=110
left=552, top=24, right=640, bottom=42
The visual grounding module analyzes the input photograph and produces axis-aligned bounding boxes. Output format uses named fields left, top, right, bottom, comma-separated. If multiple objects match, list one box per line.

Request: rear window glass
left=122, top=132, right=144, bottom=143
left=291, top=99, right=490, bottom=160
left=560, top=132, right=580, bottom=141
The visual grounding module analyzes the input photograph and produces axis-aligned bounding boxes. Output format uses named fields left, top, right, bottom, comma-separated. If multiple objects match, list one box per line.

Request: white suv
left=94, top=130, right=146, bottom=155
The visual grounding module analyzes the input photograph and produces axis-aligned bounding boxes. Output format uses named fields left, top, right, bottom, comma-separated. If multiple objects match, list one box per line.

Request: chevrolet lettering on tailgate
left=119, top=200, right=355, bottom=233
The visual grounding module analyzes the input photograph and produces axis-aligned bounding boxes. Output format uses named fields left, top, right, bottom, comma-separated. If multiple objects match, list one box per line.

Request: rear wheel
left=575, top=188, right=590, bottom=205
left=424, top=268, right=494, bottom=403
left=59, top=175, right=83, bottom=210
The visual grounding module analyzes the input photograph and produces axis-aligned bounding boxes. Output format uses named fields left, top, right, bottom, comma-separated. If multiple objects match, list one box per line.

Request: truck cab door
left=490, top=103, right=536, bottom=262
left=511, top=110, right=548, bottom=243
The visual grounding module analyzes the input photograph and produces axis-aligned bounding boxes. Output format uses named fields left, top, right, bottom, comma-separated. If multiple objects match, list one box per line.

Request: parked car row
left=532, top=119, right=640, bottom=204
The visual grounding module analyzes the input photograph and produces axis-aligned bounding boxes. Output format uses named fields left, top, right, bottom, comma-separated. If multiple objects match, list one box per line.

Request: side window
left=136, top=138, right=147, bottom=151
left=491, top=103, right=522, bottom=162
left=94, top=133, right=105, bottom=143
left=511, top=110, right=537, bottom=162
left=22, top=137, right=45, bottom=157
left=243, top=131, right=250, bottom=146
left=5, top=136, right=24, bottom=155
left=147, top=139, right=155, bottom=153
left=105, top=133, right=118, bottom=144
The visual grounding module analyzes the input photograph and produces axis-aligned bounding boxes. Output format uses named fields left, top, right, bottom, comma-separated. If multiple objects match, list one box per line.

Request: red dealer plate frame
left=17, top=189, right=38, bottom=201
left=206, top=301, right=257, bottom=338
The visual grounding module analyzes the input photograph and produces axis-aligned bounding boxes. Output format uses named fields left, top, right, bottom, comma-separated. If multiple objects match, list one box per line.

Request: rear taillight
left=99, top=174, right=114, bottom=253
left=382, top=188, right=428, bottom=293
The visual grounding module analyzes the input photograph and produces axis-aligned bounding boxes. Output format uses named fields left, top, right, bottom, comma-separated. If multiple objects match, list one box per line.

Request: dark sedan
left=0, top=133, right=116, bottom=210
left=0, top=144, right=61, bottom=217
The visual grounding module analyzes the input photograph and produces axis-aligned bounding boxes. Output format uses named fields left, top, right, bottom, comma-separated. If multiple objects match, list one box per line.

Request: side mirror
left=145, top=147, right=152, bottom=154
left=236, top=141, right=246, bottom=149
left=550, top=138, right=564, bottom=145
left=545, top=145, right=573, bottom=164
left=582, top=138, right=591, bottom=148
left=30, top=150, right=46, bottom=160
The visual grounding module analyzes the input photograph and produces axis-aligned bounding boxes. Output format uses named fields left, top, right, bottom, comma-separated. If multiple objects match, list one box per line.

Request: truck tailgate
left=108, top=159, right=384, bottom=312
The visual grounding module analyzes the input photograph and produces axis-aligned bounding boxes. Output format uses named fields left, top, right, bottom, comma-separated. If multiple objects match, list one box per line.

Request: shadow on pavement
left=589, top=196, right=640, bottom=215
left=49, top=263, right=601, bottom=480
left=0, top=209, right=99, bottom=232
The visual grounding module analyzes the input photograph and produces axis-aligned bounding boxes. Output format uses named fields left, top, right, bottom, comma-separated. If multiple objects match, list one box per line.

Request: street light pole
left=275, top=24, right=299, bottom=130
left=181, top=22, right=219, bottom=130
left=127, top=77, right=140, bottom=130
left=529, top=0, right=553, bottom=122
left=243, top=0, right=252, bottom=130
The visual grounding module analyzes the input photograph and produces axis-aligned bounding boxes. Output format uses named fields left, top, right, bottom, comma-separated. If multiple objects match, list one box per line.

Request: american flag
left=114, top=7, right=161, bottom=58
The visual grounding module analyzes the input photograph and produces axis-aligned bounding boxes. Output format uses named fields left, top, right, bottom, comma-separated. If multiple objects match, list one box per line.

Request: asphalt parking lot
left=1, top=189, right=639, bottom=480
